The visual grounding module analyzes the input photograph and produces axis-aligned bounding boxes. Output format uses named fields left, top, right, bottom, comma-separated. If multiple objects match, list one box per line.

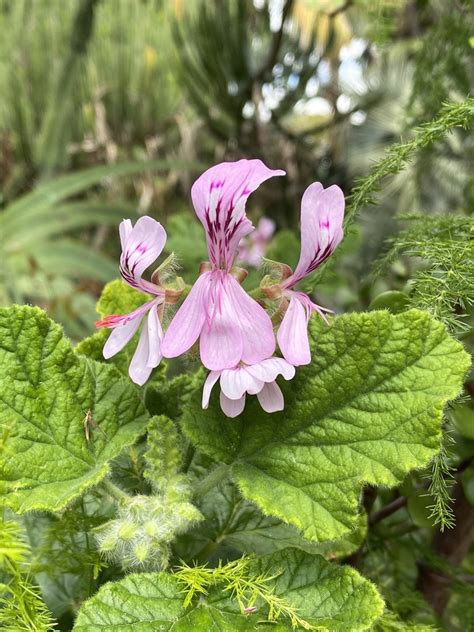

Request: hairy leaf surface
left=73, top=549, right=383, bottom=631
left=0, top=305, right=149, bottom=512
left=181, top=310, right=469, bottom=541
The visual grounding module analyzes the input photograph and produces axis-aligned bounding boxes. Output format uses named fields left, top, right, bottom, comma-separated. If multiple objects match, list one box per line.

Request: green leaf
left=0, top=305, right=149, bottom=513
left=177, top=482, right=365, bottom=562
left=73, top=550, right=383, bottom=631
left=181, top=310, right=469, bottom=542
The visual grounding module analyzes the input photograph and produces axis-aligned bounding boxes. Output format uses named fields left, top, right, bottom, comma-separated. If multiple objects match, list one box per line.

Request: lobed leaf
left=0, top=305, right=149, bottom=512
left=181, top=310, right=470, bottom=541
left=73, top=549, right=384, bottom=631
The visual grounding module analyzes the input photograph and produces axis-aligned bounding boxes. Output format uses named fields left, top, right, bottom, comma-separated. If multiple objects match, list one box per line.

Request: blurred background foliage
left=0, top=1, right=473, bottom=628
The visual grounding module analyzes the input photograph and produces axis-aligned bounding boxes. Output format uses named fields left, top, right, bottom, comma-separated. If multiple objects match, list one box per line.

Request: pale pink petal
left=220, top=367, right=263, bottom=400
left=277, top=295, right=311, bottom=366
left=120, top=216, right=167, bottom=293
left=200, top=277, right=243, bottom=370
left=161, top=272, right=210, bottom=358
left=226, top=274, right=276, bottom=365
left=257, top=381, right=284, bottom=413
left=102, top=315, right=143, bottom=359
left=119, top=219, right=133, bottom=250
left=257, top=217, right=276, bottom=241
left=128, top=323, right=153, bottom=386
left=220, top=392, right=246, bottom=418
left=146, top=305, right=163, bottom=368
left=289, top=182, right=345, bottom=285
left=191, top=160, right=285, bottom=269
left=202, top=371, right=222, bottom=409
left=246, top=357, right=296, bottom=383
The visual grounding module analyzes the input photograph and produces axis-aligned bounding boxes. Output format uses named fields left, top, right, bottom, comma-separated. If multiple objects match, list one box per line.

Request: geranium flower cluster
left=97, top=160, right=345, bottom=418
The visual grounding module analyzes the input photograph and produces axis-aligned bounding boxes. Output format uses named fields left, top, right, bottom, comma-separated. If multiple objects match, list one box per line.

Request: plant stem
left=193, top=464, right=229, bottom=500
left=417, top=481, right=474, bottom=616
left=102, top=478, right=130, bottom=503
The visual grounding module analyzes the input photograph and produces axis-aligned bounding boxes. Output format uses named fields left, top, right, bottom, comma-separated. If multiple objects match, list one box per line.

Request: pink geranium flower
left=96, top=216, right=168, bottom=386
left=202, top=357, right=295, bottom=418
left=161, top=160, right=285, bottom=371
left=238, top=216, right=276, bottom=267
left=276, top=182, right=345, bottom=366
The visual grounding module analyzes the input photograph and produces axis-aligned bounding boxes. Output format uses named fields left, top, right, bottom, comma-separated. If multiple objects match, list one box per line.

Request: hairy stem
left=101, top=478, right=130, bottom=503
left=193, top=464, right=229, bottom=500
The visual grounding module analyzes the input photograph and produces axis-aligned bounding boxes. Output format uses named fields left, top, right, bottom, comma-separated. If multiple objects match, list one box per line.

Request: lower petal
left=220, top=392, right=246, bottom=418
left=161, top=273, right=209, bottom=358
left=129, top=324, right=153, bottom=386
left=227, top=275, right=275, bottom=365
left=277, top=295, right=311, bottom=366
left=202, top=371, right=221, bottom=409
left=220, top=367, right=263, bottom=400
left=146, top=304, right=163, bottom=368
left=257, top=381, right=284, bottom=413
left=246, top=357, right=296, bottom=383
left=103, top=315, right=142, bottom=359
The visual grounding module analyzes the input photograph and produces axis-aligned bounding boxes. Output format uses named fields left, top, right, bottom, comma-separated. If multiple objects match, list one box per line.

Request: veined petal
left=226, top=274, right=276, bottom=365
left=202, top=371, right=221, bottom=409
left=220, top=392, right=246, bottom=418
left=146, top=305, right=163, bottom=368
left=277, top=294, right=311, bottom=366
left=119, top=219, right=133, bottom=250
left=191, top=159, right=285, bottom=269
left=220, top=367, right=264, bottom=400
left=200, top=276, right=243, bottom=370
left=102, top=315, right=143, bottom=359
left=119, top=216, right=167, bottom=294
left=161, top=272, right=210, bottom=358
left=288, top=182, right=345, bottom=286
left=246, top=357, right=296, bottom=383
left=129, top=323, right=153, bottom=386
left=257, top=381, right=284, bottom=413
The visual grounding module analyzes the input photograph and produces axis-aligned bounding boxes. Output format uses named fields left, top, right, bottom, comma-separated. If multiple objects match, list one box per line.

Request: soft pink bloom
left=162, top=160, right=285, bottom=371
left=202, top=357, right=295, bottom=418
left=238, top=216, right=276, bottom=267
left=96, top=216, right=166, bottom=386
left=277, top=182, right=345, bottom=366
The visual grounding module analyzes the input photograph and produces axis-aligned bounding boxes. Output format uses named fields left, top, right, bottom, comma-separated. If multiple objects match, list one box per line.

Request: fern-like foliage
left=175, top=556, right=314, bottom=630
left=345, top=99, right=474, bottom=228
left=375, top=214, right=474, bottom=334
left=0, top=519, right=56, bottom=631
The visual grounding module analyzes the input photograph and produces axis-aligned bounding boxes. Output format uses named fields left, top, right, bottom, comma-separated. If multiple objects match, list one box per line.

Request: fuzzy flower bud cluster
left=96, top=416, right=202, bottom=571
left=97, top=159, right=345, bottom=418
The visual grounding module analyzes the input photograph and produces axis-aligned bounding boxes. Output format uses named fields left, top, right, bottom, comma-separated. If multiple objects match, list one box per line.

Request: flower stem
left=193, top=464, right=229, bottom=500
left=102, top=478, right=130, bottom=503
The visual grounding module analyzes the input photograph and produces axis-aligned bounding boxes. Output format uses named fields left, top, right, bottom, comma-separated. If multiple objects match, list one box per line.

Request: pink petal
left=220, top=392, right=246, bottom=418
left=129, top=322, right=153, bottom=386
left=289, top=182, right=345, bottom=285
left=102, top=315, right=143, bottom=359
left=220, top=367, right=263, bottom=400
left=226, top=275, right=276, bottom=365
left=202, top=371, right=222, bottom=409
left=200, top=276, right=243, bottom=370
left=120, top=216, right=167, bottom=293
left=277, top=295, right=311, bottom=366
left=161, top=272, right=209, bottom=358
left=257, top=217, right=276, bottom=241
left=246, top=357, right=296, bottom=383
left=119, top=219, right=133, bottom=250
left=191, top=160, right=285, bottom=269
left=146, top=305, right=163, bottom=368
left=257, top=381, right=284, bottom=413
